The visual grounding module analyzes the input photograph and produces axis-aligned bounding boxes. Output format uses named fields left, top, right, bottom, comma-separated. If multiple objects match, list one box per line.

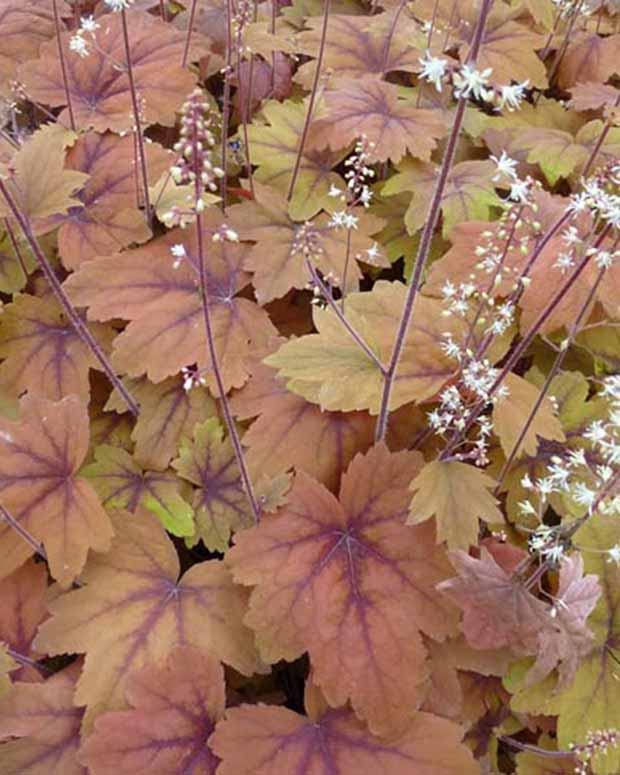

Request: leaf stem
left=52, top=0, right=76, bottom=131
left=305, top=258, right=387, bottom=374
left=0, top=502, right=47, bottom=562
left=6, top=647, right=53, bottom=675
left=286, top=0, right=330, bottom=203
left=120, top=9, right=152, bottom=228
left=220, top=0, right=234, bottom=210
left=374, top=0, right=494, bottom=442
left=0, top=179, right=139, bottom=416
left=195, top=214, right=261, bottom=522
left=182, top=0, right=197, bottom=68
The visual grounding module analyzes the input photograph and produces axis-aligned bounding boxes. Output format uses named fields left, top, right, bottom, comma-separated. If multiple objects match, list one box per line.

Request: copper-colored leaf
left=19, top=11, right=196, bottom=132
left=34, top=509, right=261, bottom=724
left=0, top=560, right=48, bottom=681
left=211, top=700, right=477, bottom=775
left=0, top=394, right=113, bottom=587
left=0, top=124, right=88, bottom=223
left=0, top=663, right=84, bottom=775
left=106, top=376, right=217, bottom=471
left=229, top=346, right=376, bottom=491
left=48, top=132, right=172, bottom=269
left=172, top=418, right=252, bottom=553
left=227, top=182, right=386, bottom=304
left=557, top=32, right=620, bottom=89
left=408, top=461, right=504, bottom=551
left=308, top=78, right=447, bottom=163
left=492, top=373, right=565, bottom=460
left=64, top=221, right=277, bottom=389
left=0, top=293, right=115, bottom=403
left=246, top=99, right=346, bottom=220
left=295, top=13, right=424, bottom=89
left=82, top=445, right=194, bottom=537
left=78, top=647, right=224, bottom=774
left=228, top=444, right=459, bottom=737
left=265, top=281, right=460, bottom=414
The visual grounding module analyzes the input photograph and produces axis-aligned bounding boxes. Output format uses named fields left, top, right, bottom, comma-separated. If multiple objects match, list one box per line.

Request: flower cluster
left=169, top=89, right=223, bottom=215
left=69, top=16, right=100, bottom=59
left=519, top=375, right=620, bottom=566
left=328, top=135, right=376, bottom=228
left=570, top=728, right=620, bottom=775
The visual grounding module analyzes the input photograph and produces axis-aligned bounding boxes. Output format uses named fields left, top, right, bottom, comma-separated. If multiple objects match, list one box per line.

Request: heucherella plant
left=2, top=0, right=620, bottom=772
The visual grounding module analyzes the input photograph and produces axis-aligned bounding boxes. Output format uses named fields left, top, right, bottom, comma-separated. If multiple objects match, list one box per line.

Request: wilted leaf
left=34, top=509, right=262, bottom=725
left=0, top=663, right=84, bottom=775
left=172, top=418, right=252, bottom=553
left=0, top=394, right=113, bottom=587
left=82, top=445, right=194, bottom=537
left=0, top=560, right=48, bottom=681
left=308, top=78, right=447, bottom=163
left=265, top=281, right=460, bottom=414
left=227, top=182, right=386, bottom=304
left=246, top=99, right=346, bottom=220
left=408, top=461, right=504, bottom=551
left=0, top=294, right=115, bottom=403
left=64, top=219, right=277, bottom=389
left=230, top=346, right=376, bottom=491
left=20, top=12, right=195, bottom=132
left=79, top=647, right=224, bottom=774
left=0, top=124, right=88, bottom=223
left=48, top=132, right=172, bottom=269
left=228, top=444, right=459, bottom=736
left=211, top=695, right=477, bottom=775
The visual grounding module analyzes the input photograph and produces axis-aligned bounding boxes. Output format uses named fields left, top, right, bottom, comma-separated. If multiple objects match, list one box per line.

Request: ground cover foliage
left=1, top=0, right=620, bottom=772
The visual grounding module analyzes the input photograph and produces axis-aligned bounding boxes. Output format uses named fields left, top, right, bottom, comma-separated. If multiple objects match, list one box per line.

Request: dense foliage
left=0, top=0, right=620, bottom=772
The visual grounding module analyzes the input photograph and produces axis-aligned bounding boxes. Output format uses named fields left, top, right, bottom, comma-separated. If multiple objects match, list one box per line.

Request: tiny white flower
left=497, top=80, right=529, bottom=111
left=69, top=33, right=89, bottom=57
left=366, top=242, right=380, bottom=262
left=607, top=543, right=620, bottom=564
left=453, top=64, right=493, bottom=101
left=80, top=15, right=100, bottom=33
left=418, top=51, right=449, bottom=92
left=343, top=213, right=359, bottom=230
left=328, top=184, right=343, bottom=198
left=490, top=151, right=518, bottom=181
left=105, top=0, right=133, bottom=10
left=170, top=244, right=186, bottom=258
left=595, top=250, right=613, bottom=269
left=509, top=178, right=531, bottom=203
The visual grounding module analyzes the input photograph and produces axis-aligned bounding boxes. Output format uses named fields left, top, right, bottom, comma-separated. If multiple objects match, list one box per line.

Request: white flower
left=328, top=184, right=343, bottom=198
left=366, top=242, right=380, bottom=262
left=69, top=33, right=89, bottom=57
left=595, top=250, right=614, bottom=269
left=105, top=0, right=133, bottom=10
left=497, top=80, right=529, bottom=111
left=170, top=244, right=186, bottom=258
left=80, top=15, right=100, bottom=33
left=607, top=543, right=620, bottom=564
left=509, top=178, right=531, bottom=203
left=328, top=211, right=346, bottom=228
left=572, top=481, right=597, bottom=509
left=453, top=64, right=493, bottom=101
left=343, top=213, right=359, bottom=230
left=418, top=51, right=449, bottom=92
left=490, top=151, right=518, bottom=181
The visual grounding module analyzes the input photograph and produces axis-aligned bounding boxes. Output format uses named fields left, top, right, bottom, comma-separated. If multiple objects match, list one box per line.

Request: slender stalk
left=0, top=502, right=47, bottom=561
left=196, top=214, right=261, bottom=521
left=440, top=224, right=612, bottom=459
left=381, top=0, right=407, bottom=71
left=374, top=0, right=493, bottom=443
left=306, top=258, right=386, bottom=374
left=4, top=217, right=29, bottom=280
left=52, top=0, right=76, bottom=131
left=120, top=9, right=152, bottom=228
left=6, top=647, right=53, bottom=676
left=0, top=179, right=139, bottom=416
left=286, top=0, right=330, bottom=203
left=495, top=263, right=607, bottom=491
left=220, top=0, right=234, bottom=210
left=339, top=227, right=352, bottom=313
left=182, top=0, right=198, bottom=67
left=499, top=736, right=574, bottom=759
left=238, top=42, right=255, bottom=198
